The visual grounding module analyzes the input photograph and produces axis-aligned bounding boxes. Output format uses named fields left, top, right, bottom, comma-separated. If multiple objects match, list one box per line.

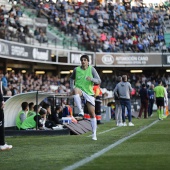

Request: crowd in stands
left=20, top=0, right=170, bottom=52
left=0, top=0, right=170, bottom=52
left=1, top=71, right=170, bottom=99
left=0, top=1, right=48, bottom=44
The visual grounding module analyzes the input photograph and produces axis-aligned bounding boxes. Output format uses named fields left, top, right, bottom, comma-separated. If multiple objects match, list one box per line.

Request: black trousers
left=0, top=109, right=5, bottom=145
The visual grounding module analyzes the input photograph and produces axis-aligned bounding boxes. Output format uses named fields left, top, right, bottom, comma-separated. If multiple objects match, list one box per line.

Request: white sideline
left=87, top=127, right=118, bottom=137
left=63, top=120, right=159, bottom=170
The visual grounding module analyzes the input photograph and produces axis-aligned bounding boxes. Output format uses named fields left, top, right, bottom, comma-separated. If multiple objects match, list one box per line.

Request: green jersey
left=16, top=110, right=26, bottom=130
left=75, top=66, right=94, bottom=95
left=154, top=85, right=165, bottom=98
left=20, top=114, right=40, bottom=130
left=27, top=111, right=36, bottom=117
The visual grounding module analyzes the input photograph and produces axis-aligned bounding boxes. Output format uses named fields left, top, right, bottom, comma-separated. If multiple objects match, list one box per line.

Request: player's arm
left=91, top=67, right=101, bottom=84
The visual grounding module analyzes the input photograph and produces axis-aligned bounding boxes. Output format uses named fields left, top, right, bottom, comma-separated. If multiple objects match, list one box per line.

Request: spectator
left=113, top=76, right=123, bottom=126
left=148, top=84, right=155, bottom=117
left=138, top=84, right=149, bottom=119
left=114, top=75, right=134, bottom=126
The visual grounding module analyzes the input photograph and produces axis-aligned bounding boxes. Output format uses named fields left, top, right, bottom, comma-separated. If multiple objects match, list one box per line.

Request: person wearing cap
left=20, top=107, right=47, bottom=130
left=70, top=55, right=101, bottom=140
left=138, top=83, right=149, bottom=119
left=0, top=89, right=12, bottom=151
left=114, top=75, right=134, bottom=126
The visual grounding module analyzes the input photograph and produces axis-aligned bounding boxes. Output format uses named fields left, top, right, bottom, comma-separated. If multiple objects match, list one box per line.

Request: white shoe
left=78, top=110, right=84, bottom=117
left=0, top=144, right=13, bottom=151
left=52, top=125, right=63, bottom=130
left=92, top=134, right=97, bottom=141
left=123, top=122, right=127, bottom=126
left=118, top=123, right=124, bottom=127
left=129, top=122, right=134, bottom=126
left=116, top=122, right=119, bottom=126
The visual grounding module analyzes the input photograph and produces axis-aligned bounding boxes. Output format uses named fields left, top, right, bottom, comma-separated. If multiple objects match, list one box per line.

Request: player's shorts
left=156, top=97, right=164, bottom=107
left=81, top=90, right=95, bottom=106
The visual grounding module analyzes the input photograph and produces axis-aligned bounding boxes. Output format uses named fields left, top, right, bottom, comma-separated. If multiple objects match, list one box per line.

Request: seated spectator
left=20, top=107, right=47, bottom=130
left=51, top=105, right=62, bottom=124
left=34, top=27, right=40, bottom=39
left=42, top=103, right=56, bottom=129
left=158, top=33, right=165, bottom=42
left=16, top=102, right=29, bottom=130
left=23, top=25, right=33, bottom=38
left=37, top=31, right=48, bottom=43
left=137, top=41, right=145, bottom=52
left=15, top=6, right=22, bottom=17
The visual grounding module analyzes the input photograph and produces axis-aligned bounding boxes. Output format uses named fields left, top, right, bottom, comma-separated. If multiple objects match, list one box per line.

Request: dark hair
left=29, top=102, right=34, bottom=109
left=33, top=105, right=41, bottom=112
left=55, top=105, right=62, bottom=111
left=42, top=103, right=50, bottom=109
left=122, top=75, right=127, bottom=82
left=142, top=83, right=146, bottom=87
left=39, top=108, right=47, bottom=115
left=158, top=80, right=162, bottom=84
left=21, top=102, right=28, bottom=110
left=80, top=55, right=89, bottom=62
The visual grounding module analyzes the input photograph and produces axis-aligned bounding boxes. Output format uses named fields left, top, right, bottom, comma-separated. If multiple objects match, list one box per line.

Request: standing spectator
left=154, top=80, right=166, bottom=120
left=148, top=84, right=155, bottom=117
left=0, top=88, right=12, bottom=151
left=1, top=72, right=8, bottom=90
left=138, top=84, right=149, bottom=119
left=70, top=55, right=101, bottom=140
left=113, top=76, right=123, bottom=126
left=114, top=75, right=134, bottom=126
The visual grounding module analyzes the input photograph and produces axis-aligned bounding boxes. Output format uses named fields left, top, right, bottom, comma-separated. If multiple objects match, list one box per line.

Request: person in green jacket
left=20, top=107, right=47, bottom=130
left=70, top=55, right=101, bottom=141
left=16, top=102, right=29, bottom=130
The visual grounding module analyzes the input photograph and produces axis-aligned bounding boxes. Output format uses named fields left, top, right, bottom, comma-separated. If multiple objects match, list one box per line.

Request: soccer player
left=70, top=55, right=101, bottom=140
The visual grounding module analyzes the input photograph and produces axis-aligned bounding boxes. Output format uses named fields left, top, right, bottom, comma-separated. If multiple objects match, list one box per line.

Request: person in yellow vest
left=70, top=55, right=101, bottom=140
left=93, top=84, right=103, bottom=124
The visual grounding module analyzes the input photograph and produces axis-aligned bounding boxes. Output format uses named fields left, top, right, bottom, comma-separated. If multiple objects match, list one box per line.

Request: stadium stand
left=1, top=0, right=170, bottom=52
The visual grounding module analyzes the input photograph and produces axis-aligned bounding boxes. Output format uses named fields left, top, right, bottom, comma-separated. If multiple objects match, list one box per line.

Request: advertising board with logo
left=95, top=53, right=162, bottom=67
left=0, top=40, right=51, bottom=62
left=70, top=52, right=94, bottom=65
